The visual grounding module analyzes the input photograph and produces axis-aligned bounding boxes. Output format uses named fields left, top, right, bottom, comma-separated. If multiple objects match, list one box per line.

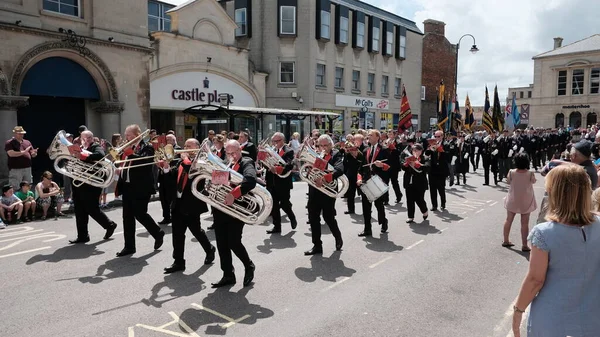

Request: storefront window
left=311, top=110, right=344, bottom=137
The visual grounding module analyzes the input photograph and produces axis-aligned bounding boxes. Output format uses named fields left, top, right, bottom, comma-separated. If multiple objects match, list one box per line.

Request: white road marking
left=0, top=246, right=51, bottom=259
left=190, top=303, right=251, bottom=328
left=132, top=311, right=201, bottom=337
left=369, top=256, right=393, bottom=269
left=475, top=209, right=485, bottom=214
left=322, top=276, right=351, bottom=291
left=113, top=227, right=144, bottom=236
left=406, top=240, right=425, bottom=250
left=0, top=228, right=45, bottom=238
left=438, top=227, right=449, bottom=233
left=490, top=201, right=498, bottom=206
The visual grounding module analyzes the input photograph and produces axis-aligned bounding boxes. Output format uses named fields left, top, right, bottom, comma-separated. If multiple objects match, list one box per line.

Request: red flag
left=397, top=84, right=413, bottom=132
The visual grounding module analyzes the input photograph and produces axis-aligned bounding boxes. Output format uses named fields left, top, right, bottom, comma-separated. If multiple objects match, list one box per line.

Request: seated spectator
left=15, top=181, right=36, bottom=221
left=35, top=171, right=64, bottom=220
left=1, top=184, right=24, bottom=224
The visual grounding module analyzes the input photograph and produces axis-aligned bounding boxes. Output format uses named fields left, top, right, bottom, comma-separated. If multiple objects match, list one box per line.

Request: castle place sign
left=335, top=94, right=390, bottom=110
left=562, top=104, right=591, bottom=109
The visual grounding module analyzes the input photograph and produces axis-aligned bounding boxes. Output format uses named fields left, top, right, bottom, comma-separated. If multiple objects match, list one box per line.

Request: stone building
left=0, top=0, right=152, bottom=182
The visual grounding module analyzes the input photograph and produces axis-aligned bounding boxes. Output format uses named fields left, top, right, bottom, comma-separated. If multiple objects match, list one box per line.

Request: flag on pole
left=397, top=84, right=413, bottom=132
left=492, top=85, right=504, bottom=131
left=437, top=81, right=448, bottom=130
left=446, top=94, right=453, bottom=132
left=465, top=94, right=474, bottom=130
left=511, top=93, right=521, bottom=127
left=452, top=94, right=462, bottom=134
left=505, top=104, right=515, bottom=130
left=483, top=86, right=494, bottom=134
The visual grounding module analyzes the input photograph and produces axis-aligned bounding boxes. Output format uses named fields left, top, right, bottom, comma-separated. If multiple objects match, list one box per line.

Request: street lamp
left=454, top=34, right=478, bottom=97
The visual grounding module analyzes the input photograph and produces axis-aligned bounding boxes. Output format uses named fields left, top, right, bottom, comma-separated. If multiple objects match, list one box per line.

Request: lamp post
left=454, top=34, right=479, bottom=98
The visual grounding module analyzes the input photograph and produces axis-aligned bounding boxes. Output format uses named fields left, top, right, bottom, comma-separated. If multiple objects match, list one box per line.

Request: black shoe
left=116, top=248, right=136, bottom=257
left=69, top=236, right=90, bottom=244
left=423, top=212, right=429, bottom=220
left=158, top=219, right=171, bottom=225
left=358, top=231, right=372, bottom=237
left=395, top=198, right=402, bottom=204
left=306, top=220, right=310, bottom=225
left=441, top=205, right=446, bottom=211
left=290, top=217, right=297, bottom=230
left=154, top=231, right=165, bottom=250
left=207, top=225, right=214, bottom=230
left=335, top=237, right=343, bottom=251
left=381, top=220, right=388, bottom=233
left=483, top=183, right=489, bottom=186
left=449, top=182, right=454, bottom=187
left=164, top=263, right=186, bottom=274
left=304, top=246, right=323, bottom=256
left=104, top=222, right=117, bottom=240
left=344, top=211, right=355, bottom=215
left=243, top=263, right=255, bottom=287
left=463, top=180, right=466, bottom=185
left=266, top=227, right=282, bottom=234
left=211, top=276, right=236, bottom=288
left=204, top=246, right=216, bottom=265
left=456, top=182, right=460, bottom=186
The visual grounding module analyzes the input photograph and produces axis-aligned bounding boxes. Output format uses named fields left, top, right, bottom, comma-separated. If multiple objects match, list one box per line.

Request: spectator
left=502, top=153, right=537, bottom=251
left=5, top=126, right=37, bottom=189
left=512, top=164, right=600, bottom=336
left=72, top=125, right=87, bottom=147
left=35, top=171, right=64, bottom=220
left=15, top=181, right=36, bottom=221
left=1, top=184, right=24, bottom=224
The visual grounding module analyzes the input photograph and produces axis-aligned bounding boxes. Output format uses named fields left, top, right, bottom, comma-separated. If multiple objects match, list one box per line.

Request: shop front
left=334, top=94, right=396, bottom=133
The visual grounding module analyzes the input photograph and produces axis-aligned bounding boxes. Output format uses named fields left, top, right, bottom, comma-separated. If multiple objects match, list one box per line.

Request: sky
left=164, top=0, right=598, bottom=106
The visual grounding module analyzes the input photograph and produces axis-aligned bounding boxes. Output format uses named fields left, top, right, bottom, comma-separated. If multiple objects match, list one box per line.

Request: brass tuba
left=257, top=136, right=292, bottom=178
left=190, top=140, right=273, bottom=225
left=296, top=138, right=349, bottom=198
left=48, top=130, right=115, bottom=188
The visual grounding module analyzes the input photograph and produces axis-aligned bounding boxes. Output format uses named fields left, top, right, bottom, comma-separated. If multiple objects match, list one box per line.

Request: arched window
left=586, top=112, right=597, bottom=127
left=555, top=113, right=565, bottom=128
left=569, top=111, right=582, bottom=128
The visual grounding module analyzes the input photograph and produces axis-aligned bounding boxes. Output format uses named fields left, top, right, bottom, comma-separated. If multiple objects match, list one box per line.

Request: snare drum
left=360, top=175, right=389, bottom=203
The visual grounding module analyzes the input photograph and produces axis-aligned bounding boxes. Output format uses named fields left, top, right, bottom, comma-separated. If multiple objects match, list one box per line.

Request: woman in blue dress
left=512, top=164, right=600, bottom=336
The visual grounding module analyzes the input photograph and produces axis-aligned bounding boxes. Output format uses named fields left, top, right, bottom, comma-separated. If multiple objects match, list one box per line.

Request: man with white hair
left=265, top=132, right=297, bottom=234
left=157, top=133, right=180, bottom=225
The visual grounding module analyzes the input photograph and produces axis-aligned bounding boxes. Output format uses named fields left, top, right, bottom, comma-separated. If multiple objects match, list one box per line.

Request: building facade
left=509, top=35, right=600, bottom=129
left=0, top=0, right=152, bottom=182
left=420, top=19, right=456, bottom=131
left=220, top=0, right=423, bottom=138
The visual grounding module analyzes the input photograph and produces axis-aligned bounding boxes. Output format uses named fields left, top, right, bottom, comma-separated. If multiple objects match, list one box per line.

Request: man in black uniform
left=386, top=129, right=403, bottom=203
left=265, top=132, right=297, bottom=234
left=342, top=134, right=363, bottom=214
left=68, top=130, right=118, bottom=243
left=211, top=140, right=256, bottom=288
left=305, top=135, right=344, bottom=255
left=157, top=134, right=180, bottom=225
left=357, top=130, right=390, bottom=236
left=426, top=130, right=448, bottom=211
left=238, top=131, right=257, bottom=162
left=161, top=138, right=216, bottom=274
left=115, top=124, right=165, bottom=257
left=482, top=131, right=500, bottom=185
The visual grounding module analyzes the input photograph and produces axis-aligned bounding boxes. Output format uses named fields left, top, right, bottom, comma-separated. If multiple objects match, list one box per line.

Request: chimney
left=553, top=37, right=563, bottom=50
left=423, top=19, right=445, bottom=36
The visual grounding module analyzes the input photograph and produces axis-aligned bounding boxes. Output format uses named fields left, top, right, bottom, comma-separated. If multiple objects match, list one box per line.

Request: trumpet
left=115, top=144, right=201, bottom=169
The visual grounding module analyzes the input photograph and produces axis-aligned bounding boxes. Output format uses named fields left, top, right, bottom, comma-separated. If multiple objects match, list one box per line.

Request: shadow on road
left=409, top=220, right=440, bottom=235
left=140, top=264, right=212, bottom=308
left=435, top=209, right=464, bottom=223
left=26, top=240, right=110, bottom=265
left=294, top=251, right=356, bottom=283
left=256, top=231, right=297, bottom=254
left=176, top=286, right=274, bottom=335
left=77, top=251, right=160, bottom=284
left=363, top=234, right=403, bottom=252
left=506, top=247, right=531, bottom=261
left=137, top=225, right=173, bottom=238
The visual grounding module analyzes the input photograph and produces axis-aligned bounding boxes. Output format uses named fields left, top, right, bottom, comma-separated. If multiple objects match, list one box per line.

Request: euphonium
left=190, top=140, right=273, bottom=225
left=48, top=130, right=115, bottom=188
left=295, top=138, right=349, bottom=198
left=257, top=138, right=292, bottom=179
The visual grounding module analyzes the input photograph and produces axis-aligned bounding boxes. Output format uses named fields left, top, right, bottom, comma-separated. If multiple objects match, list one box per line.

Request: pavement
left=0, top=169, right=544, bottom=337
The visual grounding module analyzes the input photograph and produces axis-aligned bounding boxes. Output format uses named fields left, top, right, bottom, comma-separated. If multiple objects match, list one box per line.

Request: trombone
left=115, top=144, right=201, bottom=169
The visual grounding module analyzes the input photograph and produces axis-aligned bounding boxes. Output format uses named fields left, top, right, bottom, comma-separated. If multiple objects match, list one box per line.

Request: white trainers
left=0, top=222, right=6, bottom=229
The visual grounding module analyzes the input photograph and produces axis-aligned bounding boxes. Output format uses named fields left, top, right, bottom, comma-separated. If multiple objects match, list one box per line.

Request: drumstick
left=362, top=159, right=388, bottom=167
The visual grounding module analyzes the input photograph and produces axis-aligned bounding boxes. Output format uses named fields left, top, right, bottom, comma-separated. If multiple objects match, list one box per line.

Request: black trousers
left=428, top=175, right=446, bottom=209
left=360, top=191, right=386, bottom=232
left=455, top=170, right=467, bottom=184
left=171, top=205, right=212, bottom=265
left=122, top=191, right=162, bottom=250
left=158, top=180, right=173, bottom=220
left=389, top=168, right=403, bottom=201
left=482, top=157, right=498, bottom=185
left=213, top=210, right=251, bottom=277
left=308, top=192, right=342, bottom=247
left=345, top=177, right=357, bottom=213
left=406, top=187, right=428, bottom=218
left=268, top=186, right=295, bottom=228
left=73, top=184, right=112, bottom=238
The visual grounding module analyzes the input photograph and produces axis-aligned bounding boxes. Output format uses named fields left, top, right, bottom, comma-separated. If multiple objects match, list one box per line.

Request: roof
left=183, top=104, right=342, bottom=117
left=534, top=34, right=600, bottom=59
left=333, top=0, right=422, bottom=35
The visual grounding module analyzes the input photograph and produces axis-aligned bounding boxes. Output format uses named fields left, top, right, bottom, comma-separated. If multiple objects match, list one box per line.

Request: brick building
left=420, top=19, right=456, bottom=131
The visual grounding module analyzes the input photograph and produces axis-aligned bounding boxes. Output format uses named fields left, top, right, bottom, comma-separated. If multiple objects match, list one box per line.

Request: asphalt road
left=0, top=169, right=544, bottom=337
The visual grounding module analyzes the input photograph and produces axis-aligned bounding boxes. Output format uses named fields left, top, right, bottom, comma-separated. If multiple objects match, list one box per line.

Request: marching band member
left=211, top=140, right=255, bottom=288
left=265, top=132, right=297, bottom=234
left=239, top=131, right=257, bottom=162
left=305, top=135, right=344, bottom=255
left=426, top=130, right=449, bottom=211
left=213, top=134, right=227, bottom=160
left=160, top=138, right=215, bottom=274
left=353, top=133, right=367, bottom=153
left=115, top=124, right=165, bottom=257
left=69, top=130, right=117, bottom=244
left=454, top=133, right=469, bottom=185
left=343, top=134, right=363, bottom=214
left=357, top=130, right=390, bottom=237
left=402, top=143, right=430, bottom=223
left=157, top=134, right=179, bottom=225
left=386, top=130, right=403, bottom=204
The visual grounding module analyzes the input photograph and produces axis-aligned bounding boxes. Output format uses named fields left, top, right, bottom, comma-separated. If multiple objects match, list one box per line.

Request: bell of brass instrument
left=190, top=140, right=273, bottom=225
left=48, top=130, right=115, bottom=188
left=295, top=138, right=349, bottom=198
left=257, top=137, right=292, bottom=179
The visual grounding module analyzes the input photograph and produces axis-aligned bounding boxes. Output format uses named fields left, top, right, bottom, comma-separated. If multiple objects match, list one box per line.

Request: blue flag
left=512, top=94, right=520, bottom=126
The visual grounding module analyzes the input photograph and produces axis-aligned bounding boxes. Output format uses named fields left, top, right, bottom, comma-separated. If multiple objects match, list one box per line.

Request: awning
left=182, top=104, right=341, bottom=117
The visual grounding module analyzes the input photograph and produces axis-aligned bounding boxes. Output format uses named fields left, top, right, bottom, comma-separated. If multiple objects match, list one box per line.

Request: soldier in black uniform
left=497, top=130, right=511, bottom=181
left=426, top=130, right=449, bottom=211
left=454, top=133, right=469, bottom=185
left=482, top=131, right=500, bottom=185
left=386, top=130, right=403, bottom=203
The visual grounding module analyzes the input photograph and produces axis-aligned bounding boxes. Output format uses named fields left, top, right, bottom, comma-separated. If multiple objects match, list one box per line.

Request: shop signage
left=562, top=104, right=591, bottom=109
left=150, top=71, right=257, bottom=109
left=335, top=94, right=390, bottom=110
left=201, top=119, right=227, bottom=124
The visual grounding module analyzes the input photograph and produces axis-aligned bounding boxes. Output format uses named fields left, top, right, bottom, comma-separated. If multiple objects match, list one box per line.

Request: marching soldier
left=386, top=130, right=403, bottom=203
left=426, top=130, right=449, bottom=211
left=454, top=133, right=469, bottom=185
left=265, top=132, right=297, bottom=234
left=482, top=131, right=500, bottom=185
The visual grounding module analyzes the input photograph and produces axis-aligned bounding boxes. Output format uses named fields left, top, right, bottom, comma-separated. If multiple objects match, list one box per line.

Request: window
left=386, top=31, right=393, bottom=56
left=43, top=0, right=80, bottom=17
left=372, top=26, right=380, bottom=52
left=520, top=91, right=524, bottom=99
left=352, top=70, right=360, bottom=90
left=316, top=64, right=326, bottom=86
left=572, top=69, right=584, bottom=95
left=557, top=70, right=567, bottom=96
left=381, top=75, right=389, bottom=94
left=528, top=91, right=532, bottom=98
left=280, top=6, right=296, bottom=35
left=280, top=62, right=295, bottom=84
left=320, top=10, right=330, bottom=39
left=335, top=67, right=344, bottom=88
left=394, top=78, right=401, bottom=96
left=235, top=8, right=247, bottom=36
left=340, top=17, right=349, bottom=44
left=368, top=73, right=375, bottom=92
left=591, top=68, right=600, bottom=94
left=511, top=91, right=516, bottom=97
left=421, top=86, right=426, bottom=100
left=357, top=22, right=365, bottom=48
left=148, top=1, right=174, bottom=32
left=399, top=34, right=406, bottom=58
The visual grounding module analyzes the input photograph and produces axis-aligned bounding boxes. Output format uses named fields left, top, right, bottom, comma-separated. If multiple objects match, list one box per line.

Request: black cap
left=2, top=184, right=12, bottom=193
left=574, top=140, right=592, bottom=158
left=78, top=125, right=87, bottom=133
